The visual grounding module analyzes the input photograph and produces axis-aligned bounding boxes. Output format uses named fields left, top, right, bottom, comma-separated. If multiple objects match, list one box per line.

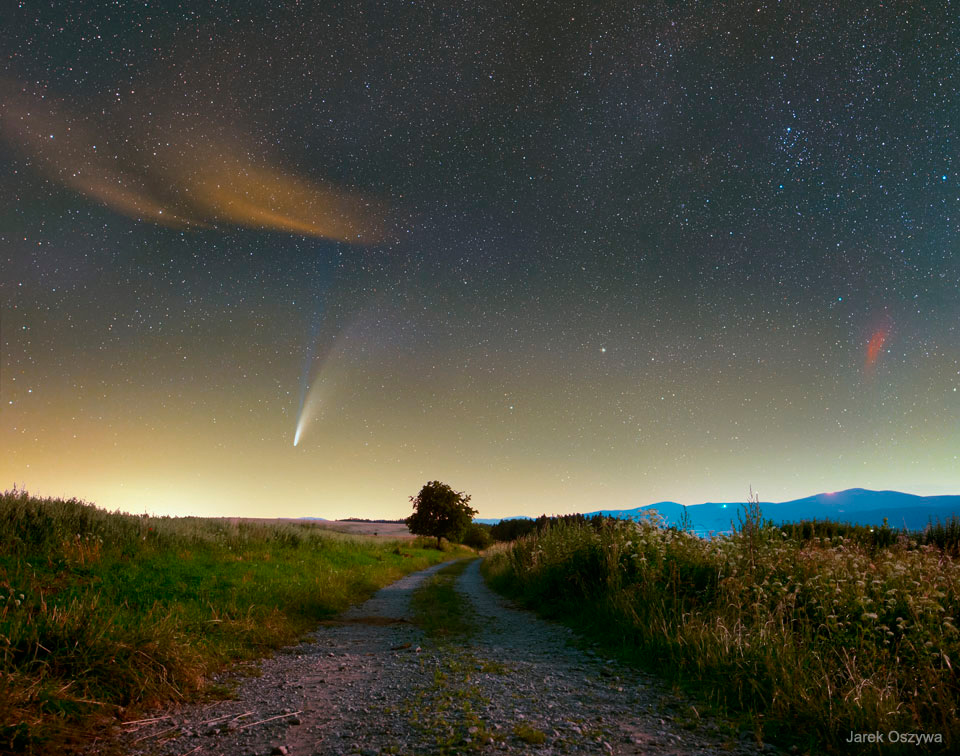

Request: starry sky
left=2, top=1, right=958, bottom=520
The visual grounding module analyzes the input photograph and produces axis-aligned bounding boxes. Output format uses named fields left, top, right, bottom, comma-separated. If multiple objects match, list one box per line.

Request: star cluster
left=2, top=1, right=957, bottom=518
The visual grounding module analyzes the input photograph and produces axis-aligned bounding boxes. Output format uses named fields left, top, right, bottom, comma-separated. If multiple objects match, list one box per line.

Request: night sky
left=2, top=1, right=958, bottom=520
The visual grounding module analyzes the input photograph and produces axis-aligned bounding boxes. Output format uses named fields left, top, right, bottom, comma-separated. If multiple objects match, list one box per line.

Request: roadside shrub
left=922, top=516, right=960, bottom=556
left=489, top=518, right=536, bottom=542
left=461, top=523, right=492, bottom=550
left=779, top=518, right=903, bottom=553
left=412, top=535, right=452, bottom=551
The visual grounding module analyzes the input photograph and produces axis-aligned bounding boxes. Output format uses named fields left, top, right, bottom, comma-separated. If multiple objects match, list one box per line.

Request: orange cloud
left=185, top=151, right=385, bottom=243
left=0, top=81, right=387, bottom=243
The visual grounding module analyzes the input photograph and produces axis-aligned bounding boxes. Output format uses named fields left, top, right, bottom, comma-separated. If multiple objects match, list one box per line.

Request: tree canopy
left=405, top=480, right=476, bottom=547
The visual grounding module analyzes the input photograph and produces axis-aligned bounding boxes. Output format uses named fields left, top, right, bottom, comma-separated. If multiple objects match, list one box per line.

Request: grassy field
left=482, top=509, right=960, bottom=754
left=308, top=520, right=416, bottom=540
left=0, top=488, right=460, bottom=754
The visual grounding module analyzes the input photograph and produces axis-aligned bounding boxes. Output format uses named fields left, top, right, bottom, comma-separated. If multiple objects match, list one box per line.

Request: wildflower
left=861, top=612, right=878, bottom=621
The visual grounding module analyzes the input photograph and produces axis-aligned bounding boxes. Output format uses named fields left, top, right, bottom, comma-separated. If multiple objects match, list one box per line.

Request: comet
left=291, top=294, right=391, bottom=448
left=293, top=381, right=322, bottom=447
left=293, top=411, right=303, bottom=447
left=293, top=307, right=325, bottom=447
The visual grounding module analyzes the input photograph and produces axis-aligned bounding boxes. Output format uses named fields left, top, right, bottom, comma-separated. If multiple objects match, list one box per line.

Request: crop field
left=308, top=520, right=416, bottom=540
left=482, top=508, right=960, bottom=753
left=0, top=488, right=455, bottom=754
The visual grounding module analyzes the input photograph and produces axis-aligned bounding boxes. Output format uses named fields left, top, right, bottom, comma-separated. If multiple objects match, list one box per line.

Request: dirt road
left=114, top=560, right=775, bottom=756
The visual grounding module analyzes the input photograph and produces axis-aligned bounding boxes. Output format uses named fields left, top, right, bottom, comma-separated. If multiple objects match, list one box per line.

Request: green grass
left=512, top=722, right=547, bottom=744
left=0, top=488, right=460, bottom=755
left=405, top=558, right=503, bottom=753
left=482, top=513, right=960, bottom=754
left=410, top=559, right=477, bottom=639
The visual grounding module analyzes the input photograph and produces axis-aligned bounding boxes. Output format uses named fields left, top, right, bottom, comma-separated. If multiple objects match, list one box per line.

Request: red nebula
left=865, top=329, right=887, bottom=369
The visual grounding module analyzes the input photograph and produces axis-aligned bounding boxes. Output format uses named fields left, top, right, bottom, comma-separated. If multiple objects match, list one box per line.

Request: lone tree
left=406, top=480, right=476, bottom=548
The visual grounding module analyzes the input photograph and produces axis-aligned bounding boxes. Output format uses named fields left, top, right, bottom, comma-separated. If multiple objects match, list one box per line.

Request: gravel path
left=112, top=559, right=779, bottom=756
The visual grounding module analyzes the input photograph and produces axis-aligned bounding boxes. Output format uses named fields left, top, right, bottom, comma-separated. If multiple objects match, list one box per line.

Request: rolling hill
left=478, top=489, right=960, bottom=535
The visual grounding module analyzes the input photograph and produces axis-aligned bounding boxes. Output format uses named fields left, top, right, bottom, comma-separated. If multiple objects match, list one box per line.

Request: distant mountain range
left=475, top=489, right=960, bottom=535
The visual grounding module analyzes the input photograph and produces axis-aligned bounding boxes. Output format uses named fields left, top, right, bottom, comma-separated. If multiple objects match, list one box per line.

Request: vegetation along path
left=113, top=559, right=772, bottom=756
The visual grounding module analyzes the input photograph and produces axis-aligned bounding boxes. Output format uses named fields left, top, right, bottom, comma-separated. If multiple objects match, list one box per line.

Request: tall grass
left=482, top=512, right=960, bottom=753
left=0, top=488, right=455, bottom=754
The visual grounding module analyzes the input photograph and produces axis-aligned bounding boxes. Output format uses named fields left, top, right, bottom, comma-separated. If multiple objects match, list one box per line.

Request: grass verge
left=410, top=559, right=476, bottom=640
left=0, top=488, right=460, bottom=755
left=482, top=514, right=960, bottom=754
left=405, top=558, right=506, bottom=753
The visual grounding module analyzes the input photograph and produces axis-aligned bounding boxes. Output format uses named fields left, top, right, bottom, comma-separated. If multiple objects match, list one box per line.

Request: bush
left=411, top=535, right=452, bottom=551
left=489, top=518, right=536, bottom=542
left=461, top=523, right=492, bottom=550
